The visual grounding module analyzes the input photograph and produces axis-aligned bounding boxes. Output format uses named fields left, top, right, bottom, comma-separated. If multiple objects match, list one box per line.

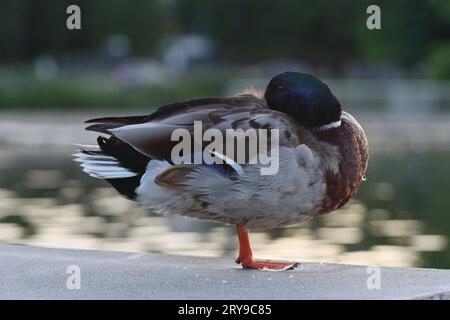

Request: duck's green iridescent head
left=264, top=72, right=342, bottom=129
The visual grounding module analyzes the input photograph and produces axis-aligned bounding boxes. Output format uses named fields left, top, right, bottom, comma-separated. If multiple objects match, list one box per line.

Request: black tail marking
left=96, top=136, right=150, bottom=200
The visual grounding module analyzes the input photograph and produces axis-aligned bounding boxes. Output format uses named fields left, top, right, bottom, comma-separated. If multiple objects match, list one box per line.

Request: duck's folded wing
left=84, top=96, right=269, bottom=160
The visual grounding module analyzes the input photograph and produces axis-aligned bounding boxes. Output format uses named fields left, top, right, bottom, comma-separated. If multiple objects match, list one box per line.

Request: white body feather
left=135, top=145, right=326, bottom=229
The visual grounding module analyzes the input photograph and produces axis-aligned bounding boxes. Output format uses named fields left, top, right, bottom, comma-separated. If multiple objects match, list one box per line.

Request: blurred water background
left=0, top=0, right=449, bottom=268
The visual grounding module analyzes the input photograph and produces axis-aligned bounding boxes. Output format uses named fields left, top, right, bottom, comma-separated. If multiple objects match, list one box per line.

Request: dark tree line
left=0, top=0, right=449, bottom=75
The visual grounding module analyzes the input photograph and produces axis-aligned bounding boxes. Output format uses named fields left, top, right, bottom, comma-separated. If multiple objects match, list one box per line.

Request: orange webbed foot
left=236, top=257, right=299, bottom=270
left=235, top=224, right=299, bottom=271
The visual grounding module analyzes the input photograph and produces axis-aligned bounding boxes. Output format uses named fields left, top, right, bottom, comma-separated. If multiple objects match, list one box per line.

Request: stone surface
left=0, top=244, right=449, bottom=299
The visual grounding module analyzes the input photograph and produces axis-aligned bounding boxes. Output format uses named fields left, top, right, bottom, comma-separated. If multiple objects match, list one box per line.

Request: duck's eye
left=278, top=85, right=284, bottom=89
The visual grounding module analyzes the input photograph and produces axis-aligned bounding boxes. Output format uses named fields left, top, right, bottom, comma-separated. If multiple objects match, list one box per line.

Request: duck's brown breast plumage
left=314, top=111, right=369, bottom=215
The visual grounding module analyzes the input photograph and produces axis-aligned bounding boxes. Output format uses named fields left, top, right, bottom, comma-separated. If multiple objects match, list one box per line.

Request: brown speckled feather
left=85, top=95, right=299, bottom=161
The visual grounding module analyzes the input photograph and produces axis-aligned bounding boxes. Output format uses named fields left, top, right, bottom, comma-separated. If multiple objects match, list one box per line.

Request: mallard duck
left=75, top=72, right=368, bottom=270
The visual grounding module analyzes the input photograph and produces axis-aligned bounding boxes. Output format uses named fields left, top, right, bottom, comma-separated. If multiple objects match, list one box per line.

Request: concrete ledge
left=0, top=244, right=449, bottom=299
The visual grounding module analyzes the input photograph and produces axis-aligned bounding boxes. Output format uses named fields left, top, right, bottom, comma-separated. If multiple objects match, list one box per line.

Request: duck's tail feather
left=73, top=148, right=138, bottom=179
left=74, top=137, right=151, bottom=200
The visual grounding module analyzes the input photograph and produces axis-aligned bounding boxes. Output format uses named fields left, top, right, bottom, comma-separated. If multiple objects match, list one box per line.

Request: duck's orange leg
left=235, top=224, right=299, bottom=270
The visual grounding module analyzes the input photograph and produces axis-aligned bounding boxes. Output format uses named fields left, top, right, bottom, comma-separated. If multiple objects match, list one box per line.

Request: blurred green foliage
left=426, top=44, right=450, bottom=79
left=0, top=0, right=166, bottom=61
left=0, top=0, right=449, bottom=109
left=0, top=0, right=450, bottom=65
left=0, top=0, right=448, bottom=67
left=0, top=68, right=235, bottom=109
